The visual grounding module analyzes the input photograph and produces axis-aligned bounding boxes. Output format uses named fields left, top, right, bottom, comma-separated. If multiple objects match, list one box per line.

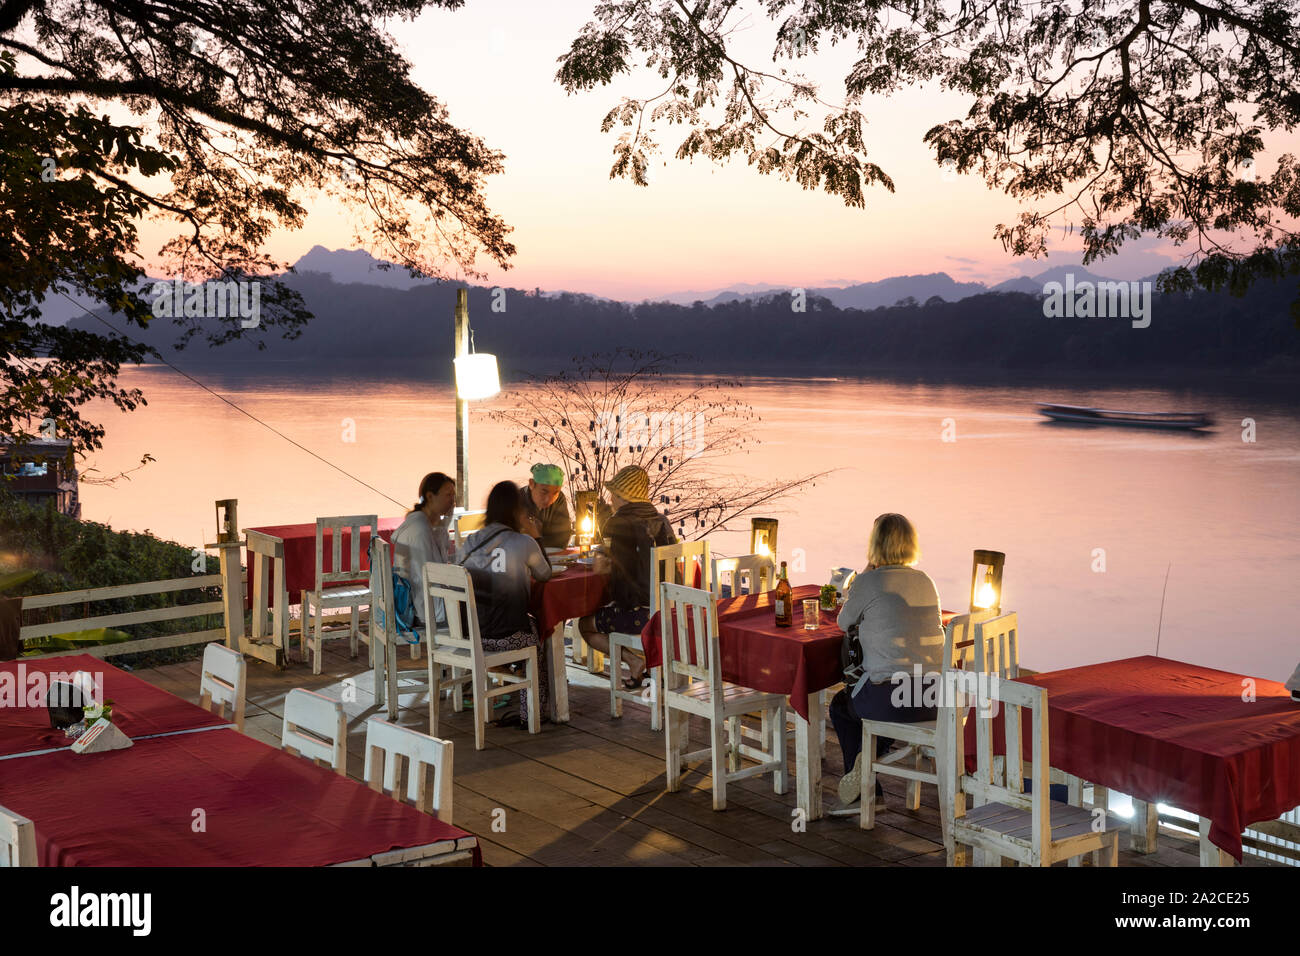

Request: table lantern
left=578, top=508, right=595, bottom=554
left=750, top=518, right=778, bottom=557
left=970, top=549, right=1005, bottom=613
left=215, top=499, right=239, bottom=544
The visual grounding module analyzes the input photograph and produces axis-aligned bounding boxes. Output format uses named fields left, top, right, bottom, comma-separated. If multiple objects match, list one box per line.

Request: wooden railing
left=19, top=574, right=226, bottom=659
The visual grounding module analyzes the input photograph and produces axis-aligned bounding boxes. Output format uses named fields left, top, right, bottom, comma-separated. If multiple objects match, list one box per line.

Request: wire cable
left=53, top=290, right=408, bottom=509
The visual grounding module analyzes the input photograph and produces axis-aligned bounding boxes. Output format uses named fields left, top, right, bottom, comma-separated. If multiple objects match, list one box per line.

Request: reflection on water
left=77, top=368, right=1300, bottom=680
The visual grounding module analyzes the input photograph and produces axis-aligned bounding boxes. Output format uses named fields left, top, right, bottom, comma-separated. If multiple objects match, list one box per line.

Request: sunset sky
left=137, top=0, right=1285, bottom=300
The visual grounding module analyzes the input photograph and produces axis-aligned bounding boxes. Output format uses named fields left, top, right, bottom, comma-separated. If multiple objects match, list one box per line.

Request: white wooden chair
left=281, top=688, right=348, bottom=774
left=368, top=539, right=469, bottom=723
left=198, top=642, right=246, bottom=732
left=974, top=611, right=1019, bottom=678
left=661, top=582, right=787, bottom=810
left=609, top=541, right=712, bottom=730
left=422, top=562, right=541, bottom=750
left=711, top=552, right=777, bottom=598
left=301, top=514, right=378, bottom=675
left=245, top=529, right=290, bottom=654
left=950, top=678, right=1125, bottom=866
left=363, top=717, right=455, bottom=824
left=0, top=805, right=37, bottom=867
left=851, top=611, right=995, bottom=837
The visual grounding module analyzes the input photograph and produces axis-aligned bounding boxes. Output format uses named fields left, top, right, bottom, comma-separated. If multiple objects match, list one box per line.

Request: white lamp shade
left=454, top=353, right=500, bottom=400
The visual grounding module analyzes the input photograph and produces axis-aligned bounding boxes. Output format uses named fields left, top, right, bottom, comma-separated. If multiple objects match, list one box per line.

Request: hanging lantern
left=454, top=353, right=500, bottom=400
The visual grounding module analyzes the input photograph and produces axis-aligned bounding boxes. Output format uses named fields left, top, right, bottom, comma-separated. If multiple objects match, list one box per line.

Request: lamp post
left=451, top=288, right=500, bottom=512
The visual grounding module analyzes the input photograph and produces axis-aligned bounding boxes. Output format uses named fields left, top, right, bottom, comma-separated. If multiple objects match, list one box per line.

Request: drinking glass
left=802, top=599, right=820, bottom=630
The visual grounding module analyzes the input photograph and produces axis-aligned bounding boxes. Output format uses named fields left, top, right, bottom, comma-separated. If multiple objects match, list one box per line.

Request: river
left=77, top=367, right=1300, bottom=681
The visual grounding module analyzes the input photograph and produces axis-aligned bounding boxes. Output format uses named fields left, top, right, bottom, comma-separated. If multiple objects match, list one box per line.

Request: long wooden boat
left=1036, top=403, right=1213, bottom=430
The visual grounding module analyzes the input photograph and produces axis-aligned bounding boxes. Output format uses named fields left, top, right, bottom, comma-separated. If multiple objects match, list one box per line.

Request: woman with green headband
left=520, top=463, right=573, bottom=550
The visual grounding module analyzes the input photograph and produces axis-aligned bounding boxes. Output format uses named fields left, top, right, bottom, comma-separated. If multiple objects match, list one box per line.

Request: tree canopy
left=1, top=0, right=514, bottom=456
left=558, top=1, right=1300, bottom=313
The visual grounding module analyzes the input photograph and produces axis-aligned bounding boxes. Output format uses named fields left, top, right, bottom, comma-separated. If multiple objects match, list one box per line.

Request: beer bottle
left=774, top=560, right=793, bottom=627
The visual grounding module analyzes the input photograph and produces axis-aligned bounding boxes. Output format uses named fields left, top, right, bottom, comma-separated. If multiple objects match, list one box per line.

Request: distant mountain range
left=54, top=247, right=1300, bottom=379
left=29, top=245, right=1151, bottom=327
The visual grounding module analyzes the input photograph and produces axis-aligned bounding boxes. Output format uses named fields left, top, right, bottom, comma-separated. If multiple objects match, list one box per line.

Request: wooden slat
left=26, top=628, right=226, bottom=659
left=20, top=600, right=224, bottom=640
left=21, top=575, right=222, bottom=609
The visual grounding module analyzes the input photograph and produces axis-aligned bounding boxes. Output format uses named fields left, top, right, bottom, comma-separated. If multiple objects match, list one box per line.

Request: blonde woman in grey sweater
left=830, top=513, right=945, bottom=808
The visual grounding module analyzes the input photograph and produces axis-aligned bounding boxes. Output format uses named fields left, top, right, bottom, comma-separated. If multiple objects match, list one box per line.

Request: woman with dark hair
left=391, top=472, right=455, bottom=625
left=456, top=480, right=554, bottom=725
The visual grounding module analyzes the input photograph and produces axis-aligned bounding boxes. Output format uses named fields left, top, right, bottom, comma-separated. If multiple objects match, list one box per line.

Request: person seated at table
left=392, top=472, right=455, bottom=627
left=520, top=463, right=573, bottom=550
left=457, top=480, right=554, bottom=726
left=830, top=513, right=945, bottom=809
left=578, top=466, right=676, bottom=690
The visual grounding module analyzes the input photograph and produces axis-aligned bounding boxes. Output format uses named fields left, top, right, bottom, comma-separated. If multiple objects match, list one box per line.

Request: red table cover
left=0, top=728, right=480, bottom=866
left=966, top=656, right=1300, bottom=861
left=0, top=655, right=230, bottom=758
left=532, top=566, right=608, bottom=636
left=641, top=585, right=842, bottom=720
left=244, top=518, right=402, bottom=608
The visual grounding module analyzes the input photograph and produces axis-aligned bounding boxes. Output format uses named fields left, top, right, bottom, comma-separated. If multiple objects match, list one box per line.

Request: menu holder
left=71, top=718, right=134, bottom=754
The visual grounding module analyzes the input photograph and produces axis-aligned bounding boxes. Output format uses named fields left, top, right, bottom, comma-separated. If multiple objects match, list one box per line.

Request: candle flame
left=975, top=579, right=997, bottom=609
left=580, top=514, right=593, bottom=534
left=756, top=540, right=771, bottom=556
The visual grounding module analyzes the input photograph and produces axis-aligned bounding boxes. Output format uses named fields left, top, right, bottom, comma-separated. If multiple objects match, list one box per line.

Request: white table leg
left=548, top=621, right=570, bottom=723
left=1198, top=816, right=1234, bottom=866
left=795, top=690, right=824, bottom=821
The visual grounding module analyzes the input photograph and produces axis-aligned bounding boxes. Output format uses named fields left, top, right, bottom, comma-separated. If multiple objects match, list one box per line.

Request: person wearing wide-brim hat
left=520, top=463, right=573, bottom=550
left=578, top=465, right=677, bottom=689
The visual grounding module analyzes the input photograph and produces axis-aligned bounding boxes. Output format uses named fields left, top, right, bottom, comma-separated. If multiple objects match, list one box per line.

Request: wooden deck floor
left=136, top=637, right=1277, bottom=867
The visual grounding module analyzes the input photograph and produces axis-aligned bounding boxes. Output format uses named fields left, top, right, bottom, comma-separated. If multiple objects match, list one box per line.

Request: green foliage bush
left=0, top=491, right=221, bottom=665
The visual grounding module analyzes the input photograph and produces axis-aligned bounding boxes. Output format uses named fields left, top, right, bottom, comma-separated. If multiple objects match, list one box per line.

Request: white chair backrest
left=369, top=536, right=397, bottom=647
left=363, top=717, right=454, bottom=824
left=650, top=541, right=711, bottom=614
left=245, top=529, right=287, bottom=645
left=945, top=609, right=998, bottom=671
left=452, top=510, right=487, bottom=549
left=0, top=805, right=37, bottom=867
left=733, top=554, right=769, bottom=598
left=964, top=678, right=1050, bottom=854
left=974, top=612, right=1019, bottom=678
left=659, top=582, right=722, bottom=692
left=315, top=515, right=378, bottom=590
left=422, top=562, right=486, bottom=670
left=199, top=643, right=246, bottom=727
left=282, top=688, right=348, bottom=773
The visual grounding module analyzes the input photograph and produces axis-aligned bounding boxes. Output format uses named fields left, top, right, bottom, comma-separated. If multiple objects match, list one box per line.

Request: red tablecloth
left=244, top=518, right=403, bottom=608
left=532, top=566, right=608, bottom=636
left=0, top=728, right=480, bottom=866
left=641, top=585, right=842, bottom=720
left=965, top=656, right=1300, bottom=861
left=0, top=655, right=229, bottom=758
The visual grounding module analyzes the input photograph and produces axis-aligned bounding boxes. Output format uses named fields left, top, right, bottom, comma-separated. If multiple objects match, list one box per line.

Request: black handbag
left=841, top=621, right=864, bottom=684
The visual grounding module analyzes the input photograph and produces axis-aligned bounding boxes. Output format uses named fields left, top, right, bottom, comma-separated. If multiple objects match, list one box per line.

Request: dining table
left=641, top=584, right=956, bottom=820
left=966, top=655, right=1300, bottom=865
left=244, top=522, right=607, bottom=723
left=243, top=517, right=403, bottom=609
left=530, top=557, right=609, bottom=722
left=0, top=656, right=480, bottom=866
